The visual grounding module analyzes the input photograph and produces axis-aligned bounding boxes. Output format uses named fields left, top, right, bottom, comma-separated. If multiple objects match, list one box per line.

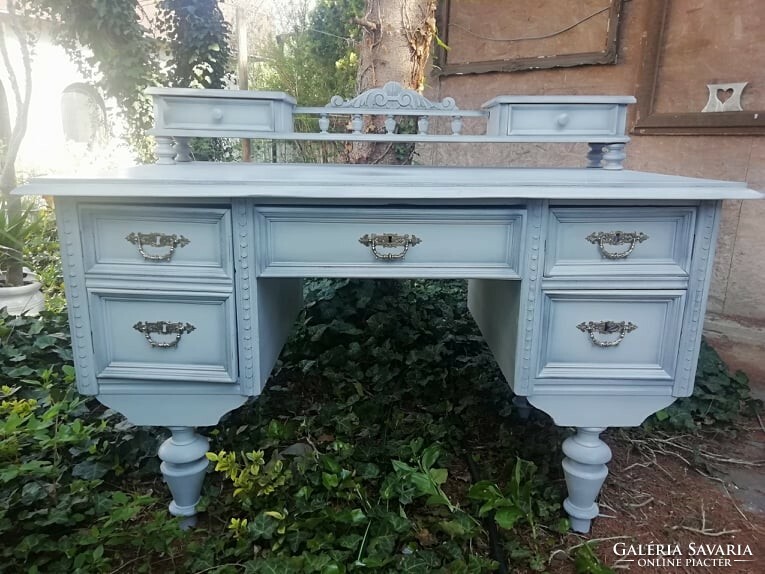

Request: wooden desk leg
left=158, top=427, right=210, bottom=529
left=561, top=427, right=612, bottom=533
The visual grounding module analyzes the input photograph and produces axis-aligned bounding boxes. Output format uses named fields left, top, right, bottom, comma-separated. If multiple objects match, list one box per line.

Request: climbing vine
left=30, top=0, right=231, bottom=161
left=32, top=0, right=159, bottom=160
left=155, top=0, right=231, bottom=89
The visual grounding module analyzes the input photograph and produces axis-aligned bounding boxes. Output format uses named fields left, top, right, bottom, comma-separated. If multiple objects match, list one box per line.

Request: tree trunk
left=0, top=1, right=33, bottom=287
left=351, top=0, right=437, bottom=164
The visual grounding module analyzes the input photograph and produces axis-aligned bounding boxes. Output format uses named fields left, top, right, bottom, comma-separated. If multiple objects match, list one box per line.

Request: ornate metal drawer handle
left=133, top=321, right=196, bottom=349
left=576, top=320, right=637, bottom=347
left=125, top=232, right=190, bottom=262
left=359, top=233, right=422, bottom=260
left=585, top=231, right=648, bottom=260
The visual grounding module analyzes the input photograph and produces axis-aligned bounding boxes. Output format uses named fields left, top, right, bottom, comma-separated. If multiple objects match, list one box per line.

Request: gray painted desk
left=18, top=84, right=762, bottom=533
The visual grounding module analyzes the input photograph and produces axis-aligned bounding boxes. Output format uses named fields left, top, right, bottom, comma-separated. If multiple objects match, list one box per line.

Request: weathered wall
left=429, top=0, right=765, bottom=347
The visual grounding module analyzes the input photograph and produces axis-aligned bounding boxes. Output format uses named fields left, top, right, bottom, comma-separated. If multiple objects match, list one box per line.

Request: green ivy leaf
left=398, top=550, right=441, bottom=572
left=20, top=482, right=47, bottom=506
left=333, top=508, right=366, bottom=525
left=421, top=445, right=440, bottom=470
left=248, top=512, right=279, bottom=540
left=494, top=507, right=523, bottom=530
left=322, top=472, right=339, bottom=489
left=410, top=472, right=439, bottom=497
left=428, top=468, right=448, bottom=486
left=72, top=461, right=110, bottom=480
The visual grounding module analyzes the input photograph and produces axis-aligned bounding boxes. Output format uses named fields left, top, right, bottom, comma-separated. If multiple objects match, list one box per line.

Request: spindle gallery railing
left=146, top=81, right=635, bottom=168
left=293, top=82, right=483, bottom=139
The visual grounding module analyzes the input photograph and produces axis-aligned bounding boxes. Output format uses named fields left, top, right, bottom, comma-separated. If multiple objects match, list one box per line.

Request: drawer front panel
left=507, top=104, right=620, bottom=136
left=81, top=205, right=233, bottom=279
left=90, top=290, right=238, bottom=383
left=546, top=207, right=695, bottom=277
left=256, top=208, right=524, bottom=278
left=536, top=290, right=685, bottom=380
left=158, top=97, right=292, bottom=133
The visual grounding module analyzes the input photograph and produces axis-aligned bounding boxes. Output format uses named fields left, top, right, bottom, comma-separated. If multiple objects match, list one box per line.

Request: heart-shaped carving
left=717, top=88, right=734, bottom=103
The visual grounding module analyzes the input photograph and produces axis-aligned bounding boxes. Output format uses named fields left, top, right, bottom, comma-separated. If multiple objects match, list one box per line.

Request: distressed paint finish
left=35, top=193, right=741, bottom=533
left=16, top=88, right=763, bottom=533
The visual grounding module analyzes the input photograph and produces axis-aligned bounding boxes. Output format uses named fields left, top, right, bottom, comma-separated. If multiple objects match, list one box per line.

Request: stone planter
left=0, top=270, right=45, bottom=316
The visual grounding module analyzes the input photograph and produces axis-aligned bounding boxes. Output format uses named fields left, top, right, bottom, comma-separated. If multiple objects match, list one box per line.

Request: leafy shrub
left=198, top=280, right=570, bottom=572
left=648, top=340, right=761, bottom=431
left=0, top=309, right=178, bottom=573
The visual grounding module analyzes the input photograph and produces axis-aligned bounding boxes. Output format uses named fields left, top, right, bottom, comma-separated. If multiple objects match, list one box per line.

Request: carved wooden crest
left=327, top=81, right=459, bottom=111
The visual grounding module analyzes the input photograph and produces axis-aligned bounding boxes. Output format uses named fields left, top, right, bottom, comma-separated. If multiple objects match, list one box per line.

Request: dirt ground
left=553, top=423, right=765, bottom=574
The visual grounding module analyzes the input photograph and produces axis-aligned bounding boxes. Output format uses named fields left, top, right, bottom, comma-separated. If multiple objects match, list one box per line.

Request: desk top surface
left=18, top=163, right=762, bottom=201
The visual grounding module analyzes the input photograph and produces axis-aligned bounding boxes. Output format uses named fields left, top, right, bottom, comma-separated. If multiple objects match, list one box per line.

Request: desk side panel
left=256, top=277, right=303, bottom=391
left=55, top=199, right=98, bottom=394
left=468, top=279, right=520, bottom=389
left=467, top=200, right=541, bottom=394
left=674, top=200, right=722, bottom=396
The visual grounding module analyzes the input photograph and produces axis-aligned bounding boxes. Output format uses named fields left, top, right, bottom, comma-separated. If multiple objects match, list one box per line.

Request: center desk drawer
left=546, top=207, right=696, bottom=277
left=536, top=290, right=686, bottom=381
left=80, top=205, right=233, bottom=279
left=255, top=207, right=524, bottom=278
left=90, top=290, right=238, bottom=383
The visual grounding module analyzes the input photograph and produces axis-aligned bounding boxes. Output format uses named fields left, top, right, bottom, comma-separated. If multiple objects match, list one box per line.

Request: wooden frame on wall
left=633, top=0, right=765, bottom=135
left=434, top=0, right=623, bottom=76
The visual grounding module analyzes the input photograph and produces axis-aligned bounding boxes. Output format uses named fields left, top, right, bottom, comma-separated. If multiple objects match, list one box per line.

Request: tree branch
left=0, top=0, right=34, bottom=194
left=352, top=17, right=378, bottom=32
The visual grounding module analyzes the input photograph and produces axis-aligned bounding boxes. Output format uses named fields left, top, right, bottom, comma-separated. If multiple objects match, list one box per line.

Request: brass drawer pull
left=125, top=232, right=190, bottom=262
left=133, top=321, right=196, bottom=349
left=359, top=233, right=421, bottom=260
left=585, top=231, right=648, bottom=259
left=576, top=320, right=637, bottom=347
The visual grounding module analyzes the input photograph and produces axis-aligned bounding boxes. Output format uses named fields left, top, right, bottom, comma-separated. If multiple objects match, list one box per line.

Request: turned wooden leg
left=158, top=427, right=209, bottom=529
left=602, top=143, right=626, bottom=170
left=155, top=136, right=177, bottom=164
left=173, top=137, right=193, bottom=162
left=586, top=143, right=605, bottom=168
left=561, top=427, right=612, bottom=533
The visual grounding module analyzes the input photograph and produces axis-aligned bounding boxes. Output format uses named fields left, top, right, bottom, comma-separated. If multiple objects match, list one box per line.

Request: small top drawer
left=506, top=104, right=622, bottom=137
left=483, top=97, right=634, bottom=139
left=80, top=205, right=233, bottom=280
left=255, top=207, right=524, bottom=278
left=545, top=207, right=696, bottom=278
left=147, top=88, right=296, bottom=135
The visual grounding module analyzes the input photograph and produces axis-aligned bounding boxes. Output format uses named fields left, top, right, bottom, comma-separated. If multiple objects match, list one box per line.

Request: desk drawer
left=255, top=207, right=524, bottom=278
left=503, top=104, right=622, bottom=137
left=545, top=207, right=695, bottom=277
left=90, top=290, right=238, bottom=383
left=536, top=290, right=685, bottom=380
left=152, top=93, right=295, bottom=134
left=80, top=205, right=233, bottom=279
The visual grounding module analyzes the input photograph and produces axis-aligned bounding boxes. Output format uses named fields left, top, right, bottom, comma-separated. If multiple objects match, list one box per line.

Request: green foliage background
left=19, top=0, right=231, bottom=161
left=254, top=0, right=364, bottom=105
